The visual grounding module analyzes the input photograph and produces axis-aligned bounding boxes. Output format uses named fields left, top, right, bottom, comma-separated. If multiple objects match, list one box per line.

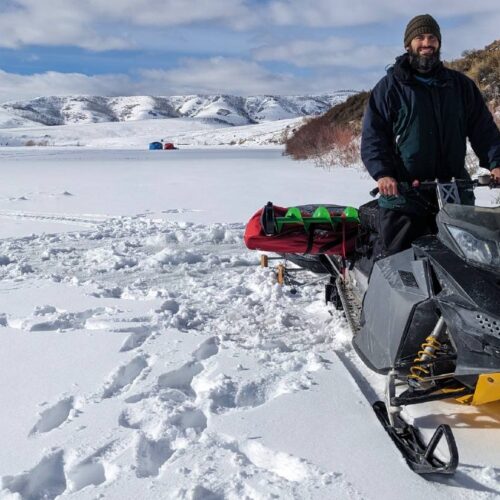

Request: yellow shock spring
left=409, top=336, right=442, bottom=381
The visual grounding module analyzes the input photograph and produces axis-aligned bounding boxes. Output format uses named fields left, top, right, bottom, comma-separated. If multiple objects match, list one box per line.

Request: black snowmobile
left=324, top=176, right=500, bottom=475
left=244, top=175, right=499, bottom=475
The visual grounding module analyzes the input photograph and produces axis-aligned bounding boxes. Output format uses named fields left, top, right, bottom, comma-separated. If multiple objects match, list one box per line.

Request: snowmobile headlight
left=447, top=225, right=499, bottom=267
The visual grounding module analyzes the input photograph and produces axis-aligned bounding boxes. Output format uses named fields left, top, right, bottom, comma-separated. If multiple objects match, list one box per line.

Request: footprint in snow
left=134, top=433, right=173, bottom=478
left=101, top=355, right=148, bottom=399
left=1, top=449, right=66, bottom=500
left=193, top=336, right=220, bottom=361
left=65, top=442, right=116, bottom=492
left=190, top=485, right=223, bottom=500
left=170, top=408, right=207, bottom=432
left=155, top=337, right=220, bottom=398
left=157, top=360, right=204, bottom=398
left=66, top=457, right=106, bottom=493
left=119, top=325, right=155, bottom=352
left=29, top=396, right=74, bottom=435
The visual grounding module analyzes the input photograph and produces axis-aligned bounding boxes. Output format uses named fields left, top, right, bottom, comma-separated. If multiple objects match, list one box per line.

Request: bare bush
left=285, top=118, right=360, bottom=168
left=24, top=139, right=50, bottom=146
left=284, top=91, right=369, bottom=168
left=314, top=127, right=360, bottom=169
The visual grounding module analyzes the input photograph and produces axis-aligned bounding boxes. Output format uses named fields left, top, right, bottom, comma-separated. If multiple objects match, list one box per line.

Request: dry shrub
left=25, top=139, right=50, bottom=146
left=446, top=40, right=499, bottom=103
left=322, top=91, right=370, bottom=134
left=315, top=126, right=360, bottom=169
left=284, top=91, right=369, bottom=167
left=285, top=118, right=359, bottom=167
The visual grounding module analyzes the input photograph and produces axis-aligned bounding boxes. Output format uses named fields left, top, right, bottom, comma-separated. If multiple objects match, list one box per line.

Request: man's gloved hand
left=377, top=176, right=399, bottom=196
left=491, top=167, right=500, bottom=183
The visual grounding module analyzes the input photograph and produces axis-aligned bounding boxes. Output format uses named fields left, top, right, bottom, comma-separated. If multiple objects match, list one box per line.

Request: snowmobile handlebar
left=370, top=177, right=499, bottom=197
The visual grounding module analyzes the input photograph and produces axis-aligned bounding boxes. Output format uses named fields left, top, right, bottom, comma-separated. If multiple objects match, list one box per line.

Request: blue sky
left=0, top=0, right=498, bottom=102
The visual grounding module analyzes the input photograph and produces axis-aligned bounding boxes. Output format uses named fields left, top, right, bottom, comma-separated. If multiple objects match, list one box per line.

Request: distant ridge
left=0, top=92, right=356, bottom=129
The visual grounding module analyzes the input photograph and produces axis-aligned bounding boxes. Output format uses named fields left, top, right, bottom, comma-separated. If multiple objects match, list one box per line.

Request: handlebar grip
left=370, top=187, right=379, bottom=197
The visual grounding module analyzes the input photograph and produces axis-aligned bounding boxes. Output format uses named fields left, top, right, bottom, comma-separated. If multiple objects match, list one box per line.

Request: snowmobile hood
left=437, top=204, right=500, bottom=273
left=438, top=204, right=500, bottom=240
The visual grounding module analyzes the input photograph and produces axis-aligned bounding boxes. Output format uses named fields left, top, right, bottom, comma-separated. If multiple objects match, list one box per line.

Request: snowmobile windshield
left=437, top=204, right=500, bottom=272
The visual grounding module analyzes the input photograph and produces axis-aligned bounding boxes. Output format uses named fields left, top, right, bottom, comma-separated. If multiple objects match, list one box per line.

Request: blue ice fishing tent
left=149, top=141, right=163, bottom=150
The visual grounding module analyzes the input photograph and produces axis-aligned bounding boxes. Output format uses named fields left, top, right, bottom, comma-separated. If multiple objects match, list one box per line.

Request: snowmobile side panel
left=416, top=236, right=500, bottom=316
left=437, top=303, right=500, bottom=376
left=354, top=249, right=431, bottom=372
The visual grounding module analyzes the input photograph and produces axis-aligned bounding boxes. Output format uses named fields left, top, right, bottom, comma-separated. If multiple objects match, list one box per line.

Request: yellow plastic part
left=457, top=373, right=500, bottom=406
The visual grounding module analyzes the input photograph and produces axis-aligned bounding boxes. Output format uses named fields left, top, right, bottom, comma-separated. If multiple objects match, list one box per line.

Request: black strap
left=304, top=227, right=316, bottom=254
left=305, top=223, right=345, bottom=254
left=260, top=201, right=276, bottom=235
left=318, top=237, right=343, bottom=253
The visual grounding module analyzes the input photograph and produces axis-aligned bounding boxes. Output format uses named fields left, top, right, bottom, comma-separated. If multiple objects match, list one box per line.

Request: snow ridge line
left=0, top=209, right=113, bottom=226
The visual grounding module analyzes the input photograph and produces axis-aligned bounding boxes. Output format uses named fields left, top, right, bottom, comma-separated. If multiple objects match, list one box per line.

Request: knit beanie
left=404, top=14, right=441, bottom=47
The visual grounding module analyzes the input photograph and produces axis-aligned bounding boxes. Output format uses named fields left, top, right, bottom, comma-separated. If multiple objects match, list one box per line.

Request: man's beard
left=408, top=47, right=440, bottom=73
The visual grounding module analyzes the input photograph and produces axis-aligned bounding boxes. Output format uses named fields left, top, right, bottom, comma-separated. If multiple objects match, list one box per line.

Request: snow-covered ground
left=0, top=144, right=499, bottom=500
left=0, top=116, right=304, bottom=149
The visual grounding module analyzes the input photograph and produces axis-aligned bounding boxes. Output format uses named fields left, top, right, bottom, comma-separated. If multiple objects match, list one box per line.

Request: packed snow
left=0, top=135, right=499, bottom=499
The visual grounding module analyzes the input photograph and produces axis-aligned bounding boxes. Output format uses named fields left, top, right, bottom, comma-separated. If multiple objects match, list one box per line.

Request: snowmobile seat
left=358, top=199, right=379, bottom=233
left=354, top=200, right=381, bottom=276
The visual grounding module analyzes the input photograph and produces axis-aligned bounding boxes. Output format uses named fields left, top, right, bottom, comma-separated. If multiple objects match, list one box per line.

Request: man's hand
left=377, top=176, right=399, bottom=196
left=491, top=167, right=500, bottom=183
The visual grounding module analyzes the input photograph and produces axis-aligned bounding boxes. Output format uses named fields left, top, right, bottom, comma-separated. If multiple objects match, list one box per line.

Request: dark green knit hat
left=404, top=14, right=441, bottom=47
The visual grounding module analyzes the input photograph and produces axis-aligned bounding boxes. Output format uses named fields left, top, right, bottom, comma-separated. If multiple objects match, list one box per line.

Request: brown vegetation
left=284, top=92, right=369, bottom=166
left=25, top=139, right=50, bottom=146
left=446, top=40, right=500, bottom=106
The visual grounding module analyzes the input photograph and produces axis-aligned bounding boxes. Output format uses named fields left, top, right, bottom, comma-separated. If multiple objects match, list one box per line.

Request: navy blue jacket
left=361, top=54, right=500, bottom=185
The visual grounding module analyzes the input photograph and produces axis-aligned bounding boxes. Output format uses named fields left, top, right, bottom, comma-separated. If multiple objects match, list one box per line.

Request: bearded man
left=361, top=14, right=500, bottom=256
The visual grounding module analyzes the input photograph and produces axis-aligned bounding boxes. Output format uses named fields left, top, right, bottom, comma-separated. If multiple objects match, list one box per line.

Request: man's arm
left=360, top=78, right=399, bottom=195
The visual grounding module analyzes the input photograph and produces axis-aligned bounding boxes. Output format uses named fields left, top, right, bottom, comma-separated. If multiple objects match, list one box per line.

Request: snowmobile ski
left=373, top=401, right=458, bottom=475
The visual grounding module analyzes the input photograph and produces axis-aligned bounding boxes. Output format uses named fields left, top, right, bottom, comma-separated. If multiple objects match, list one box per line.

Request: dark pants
left=375, top=208, right=438, bottom=258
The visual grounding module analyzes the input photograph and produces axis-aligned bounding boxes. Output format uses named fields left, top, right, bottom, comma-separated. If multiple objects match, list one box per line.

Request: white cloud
left=0, top=58, right=379, bottom=103
left=0, top=0, right=258, bottom=50
left=90, top=0, right=258, bottom=29
left=139, top=57, right=299, bottom=95
left=0, top=70, right=134, bottom=102
left=442, top=12, right=500, bottom=59
left=265, top=0, right=500, bottom=28
left=0, top=0, right=132, bottom=50
left=254, top=37, right=400, bottom=68
left=0, top=0, right=497, bottom=54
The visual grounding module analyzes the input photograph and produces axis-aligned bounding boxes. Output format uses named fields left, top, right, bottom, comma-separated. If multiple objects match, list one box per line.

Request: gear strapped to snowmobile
left=244, top=175, right=500, bottom=475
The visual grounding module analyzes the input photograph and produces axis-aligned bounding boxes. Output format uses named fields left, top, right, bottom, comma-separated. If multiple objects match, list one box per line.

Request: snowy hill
left=0, top=92, right=355, bottom=129
left=0, top=116, right=309, bottom=148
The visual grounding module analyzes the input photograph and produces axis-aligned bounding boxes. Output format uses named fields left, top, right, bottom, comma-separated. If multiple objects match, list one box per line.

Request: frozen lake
left=0, top=148, right=374, bottom=238
left=1, top=147, right=499, bottom=499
